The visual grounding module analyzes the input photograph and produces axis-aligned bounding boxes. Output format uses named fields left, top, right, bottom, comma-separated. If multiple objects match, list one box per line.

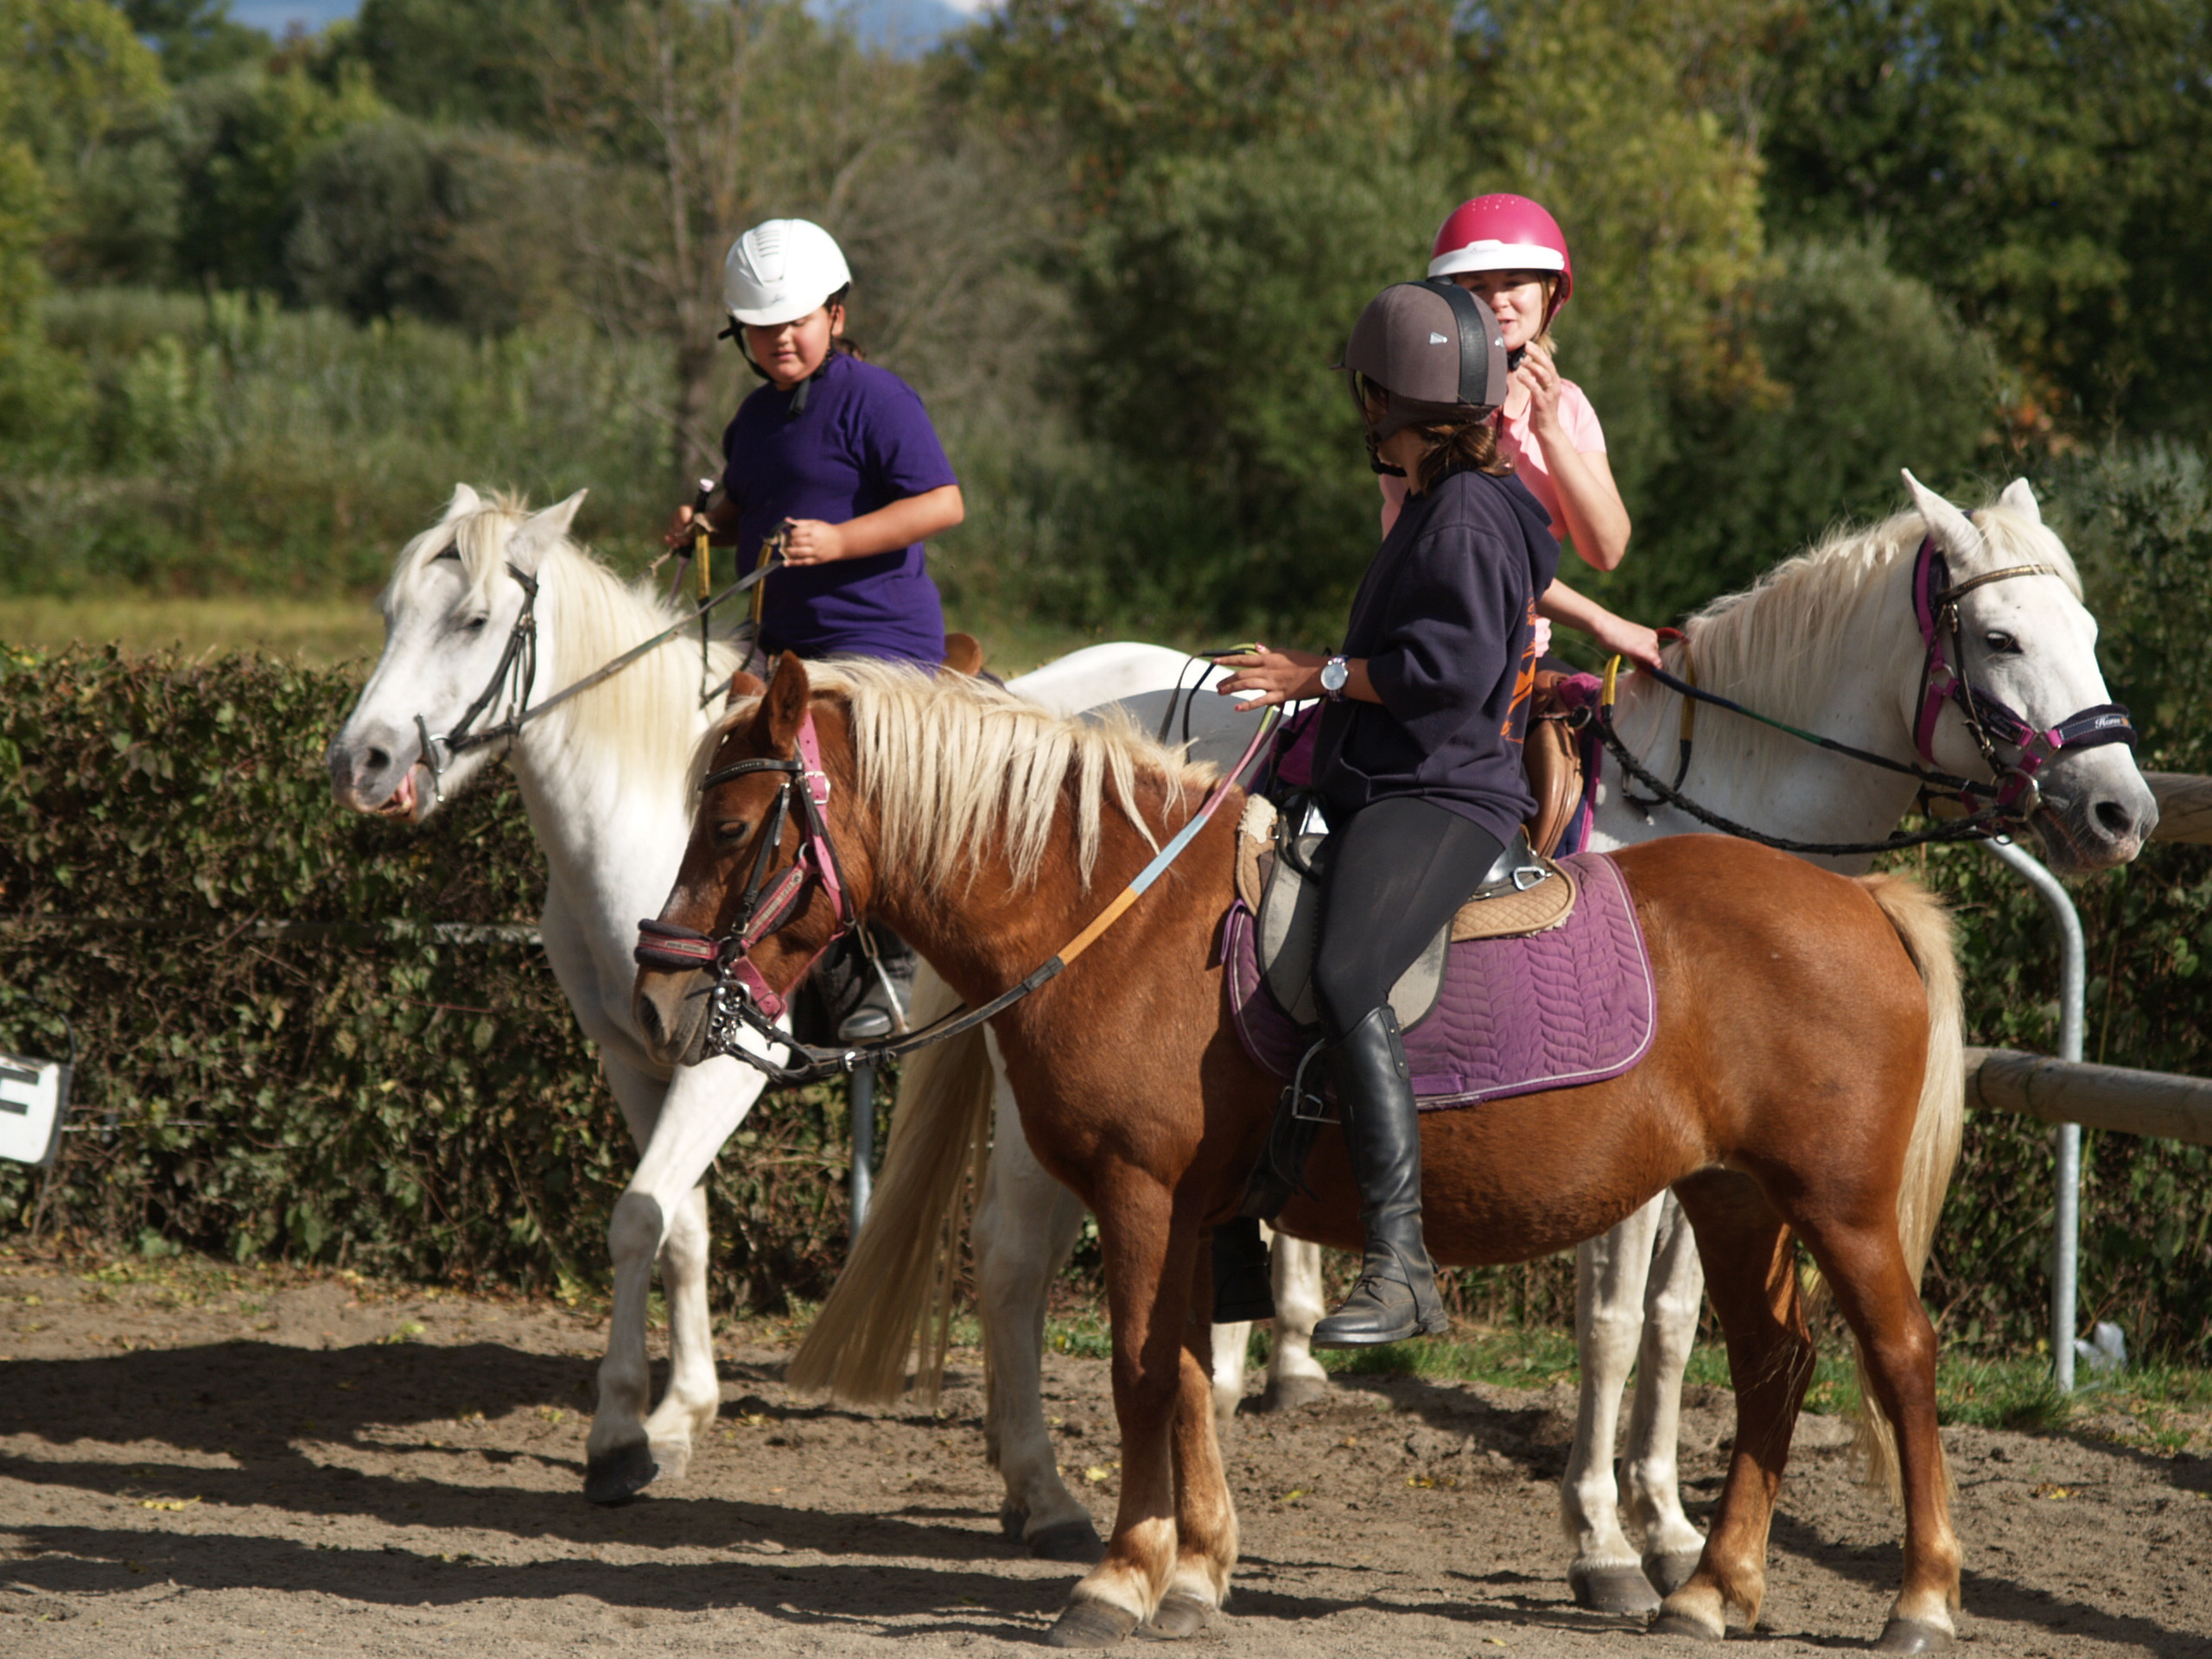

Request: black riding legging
left=1311, top=796, right=1505, bottom=1040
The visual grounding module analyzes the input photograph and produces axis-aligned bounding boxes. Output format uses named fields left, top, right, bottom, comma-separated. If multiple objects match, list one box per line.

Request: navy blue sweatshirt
left=1310, top=466, right=1561, bottom=848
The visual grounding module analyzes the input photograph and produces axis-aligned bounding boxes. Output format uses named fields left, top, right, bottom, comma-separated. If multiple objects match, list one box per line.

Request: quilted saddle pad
left=1221, top=849, right=1657, bottom=1109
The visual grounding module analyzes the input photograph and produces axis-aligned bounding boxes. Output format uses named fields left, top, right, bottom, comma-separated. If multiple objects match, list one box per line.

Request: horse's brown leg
left=1141, top=1244, right=1238, bottom=1638
left=1047, top=1173, right=1193, bottom=1649
left=1652, top=1173, right=1815, bottom=1640
left=1788, top=1211, right=1961, bottom=1651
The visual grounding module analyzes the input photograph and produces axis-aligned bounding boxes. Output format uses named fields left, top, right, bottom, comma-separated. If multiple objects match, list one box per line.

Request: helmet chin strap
left=1363, top=428, right=1407, bottom=478
left=720, top=296, right=849, bottom=421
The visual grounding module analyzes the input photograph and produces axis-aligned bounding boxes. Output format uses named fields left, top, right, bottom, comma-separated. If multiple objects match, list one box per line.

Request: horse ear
left=1902, top=470, right=1980, bottom=556
left=1997, top=478, right=2043, bottom=525
left=723, top=670, right=766, bottom=709
left=442, top=483, right=482, bottom=521
left=749, top=652, right=810, bottom=753
left=507, top=489, right=588, bottom=574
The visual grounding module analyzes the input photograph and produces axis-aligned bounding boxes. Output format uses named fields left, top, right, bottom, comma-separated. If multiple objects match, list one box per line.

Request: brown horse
left=633, top=655, right=1967, bottom=1653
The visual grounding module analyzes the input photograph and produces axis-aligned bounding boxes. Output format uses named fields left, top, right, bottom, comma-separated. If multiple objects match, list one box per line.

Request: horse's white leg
left=1623, top=1191, right=1710, bottom=1592
left=975, top=1035, right=1103, bottom=1563
left=585, top=1052, right=758, bottom=1504
left=1209, top=1316, right=1251, bottom=1437
left=1562, top=1196, right=1666, bottom=1613
left=1261, top=1231, right=1330, bottom=1413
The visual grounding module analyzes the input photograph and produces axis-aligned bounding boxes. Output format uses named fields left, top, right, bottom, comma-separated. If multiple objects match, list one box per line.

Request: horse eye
left=462, top=613, right=490, bottom=632
left=1984, top=630, right=2019, bottom=654
left=714, top=820, right=753, bottom=845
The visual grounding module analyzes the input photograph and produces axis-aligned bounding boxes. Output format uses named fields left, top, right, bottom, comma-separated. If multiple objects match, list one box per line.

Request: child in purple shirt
left=667, top=219, right=964, bottom=1042
left=666, top=219, right=964, bottom=666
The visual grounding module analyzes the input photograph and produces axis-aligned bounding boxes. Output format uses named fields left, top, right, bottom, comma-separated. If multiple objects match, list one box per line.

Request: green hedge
left=0, top=645, right=858, bottom=1310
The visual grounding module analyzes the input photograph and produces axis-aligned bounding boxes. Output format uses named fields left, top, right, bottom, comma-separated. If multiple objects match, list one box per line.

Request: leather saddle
left=1234, top=794, right=1578, bottom=1033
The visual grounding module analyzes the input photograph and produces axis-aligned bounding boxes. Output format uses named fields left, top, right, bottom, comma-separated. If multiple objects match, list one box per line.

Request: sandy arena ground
left=3, top=1253, right=2209, bottom=1657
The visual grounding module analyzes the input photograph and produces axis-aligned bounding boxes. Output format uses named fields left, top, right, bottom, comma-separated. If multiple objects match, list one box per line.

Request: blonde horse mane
left=1632, top=496, right=2085, bottom=792
left=701, top=658, right=1216, bottom=893
left=387, top=490, right=739, bottom=795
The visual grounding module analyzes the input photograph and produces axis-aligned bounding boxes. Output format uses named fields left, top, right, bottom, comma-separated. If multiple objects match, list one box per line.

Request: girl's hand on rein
left=664, top=504, right=701, bottom=549
left=1513, top=340, right=1564, bottom=433
left=781, top=518, right=847, bottom=565
left=1594, top=612, right=1665, bottom=671
left=1212, top=645, right=1324, bottom=711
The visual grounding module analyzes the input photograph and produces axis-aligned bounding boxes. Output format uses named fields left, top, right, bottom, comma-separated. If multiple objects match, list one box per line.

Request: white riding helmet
left=722, top=218, right=852, bottom=328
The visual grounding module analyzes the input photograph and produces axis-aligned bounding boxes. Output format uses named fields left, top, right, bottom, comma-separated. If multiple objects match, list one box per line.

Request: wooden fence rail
left=1967, top=1046, right=2212, bottom=1147
left=2149, top=772, right=2212, bottom=844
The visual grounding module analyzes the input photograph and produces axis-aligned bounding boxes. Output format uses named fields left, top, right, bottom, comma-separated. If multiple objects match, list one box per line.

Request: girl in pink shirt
left=1385, top=195, right=1658, bottom=668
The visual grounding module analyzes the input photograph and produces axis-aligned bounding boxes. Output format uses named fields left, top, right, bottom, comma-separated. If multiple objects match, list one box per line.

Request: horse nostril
left=2093, top=798, right=2136, bottom=839
left=636, top=995, right=664, bottom=1048
left=365, top=746, right=392, bottom=774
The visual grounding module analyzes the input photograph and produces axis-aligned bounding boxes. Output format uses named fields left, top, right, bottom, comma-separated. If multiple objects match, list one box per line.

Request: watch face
left=1321, top=658, right=1348, bottom=691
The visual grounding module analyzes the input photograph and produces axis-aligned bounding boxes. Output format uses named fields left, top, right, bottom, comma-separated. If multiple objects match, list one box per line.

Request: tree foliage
left=1759, top=0, right=2212, bottom=435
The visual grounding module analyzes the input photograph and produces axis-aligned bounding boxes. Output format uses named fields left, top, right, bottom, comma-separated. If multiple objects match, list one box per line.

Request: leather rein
left=410, top=556, right=777, bottom=808
left=1584, top=536, right=2137, bottom=858
left=634, top=701, right=1280, bottom=1086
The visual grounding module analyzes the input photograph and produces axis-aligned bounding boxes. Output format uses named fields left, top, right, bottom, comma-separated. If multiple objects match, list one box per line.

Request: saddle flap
left=1250, top=821, right=1583, bottom=1029
left=1255, top=832, right=1448, bottom=1030
left=1523, top=669, right=1586, bottom=860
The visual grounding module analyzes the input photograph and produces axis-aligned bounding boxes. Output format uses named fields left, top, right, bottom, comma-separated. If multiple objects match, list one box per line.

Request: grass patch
left=0, top=594, right=384, bottom=664
left=1046, top=1308, right=1114, bottom=1360
left=0, top=592, right=1115, bottom=679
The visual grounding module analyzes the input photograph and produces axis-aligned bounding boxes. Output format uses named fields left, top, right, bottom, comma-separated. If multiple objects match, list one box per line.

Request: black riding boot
left=1210, top=1215, right=1275, bottom=1323
left=1310, top=1006, right=1446, bottom=1348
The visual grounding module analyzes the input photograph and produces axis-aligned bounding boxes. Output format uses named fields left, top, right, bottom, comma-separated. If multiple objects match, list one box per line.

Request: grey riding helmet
left=1340, top=279, right=1510, bottom=443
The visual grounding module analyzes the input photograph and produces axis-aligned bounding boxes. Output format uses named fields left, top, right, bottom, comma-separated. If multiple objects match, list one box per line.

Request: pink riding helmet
left=1428, top=194, right=1574, bottom=326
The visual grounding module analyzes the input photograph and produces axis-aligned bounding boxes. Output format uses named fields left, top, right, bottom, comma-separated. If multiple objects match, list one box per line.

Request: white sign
left=0, top=1052, right=69, bottom=1168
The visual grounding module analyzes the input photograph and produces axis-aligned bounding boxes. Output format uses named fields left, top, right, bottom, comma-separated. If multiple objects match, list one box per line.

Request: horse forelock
left=692, top=661, right=1215, bottom=895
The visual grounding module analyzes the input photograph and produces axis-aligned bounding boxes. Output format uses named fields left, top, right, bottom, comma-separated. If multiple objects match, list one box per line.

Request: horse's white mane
left=387, top=492, right=739, bottom=794
left=701, top=658, right=1216, bottom=894
left=1659, top=495, right=2085, bottom=784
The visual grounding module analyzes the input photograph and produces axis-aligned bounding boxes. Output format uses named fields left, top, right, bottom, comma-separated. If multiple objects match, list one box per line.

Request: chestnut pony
left=634, top=655, right=1966, bottom=1653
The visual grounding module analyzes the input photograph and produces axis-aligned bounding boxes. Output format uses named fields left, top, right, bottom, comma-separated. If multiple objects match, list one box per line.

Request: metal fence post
left=1981, top=836, right=2085, bottom=1391
left=849, top=1061, right=876, bottom=1241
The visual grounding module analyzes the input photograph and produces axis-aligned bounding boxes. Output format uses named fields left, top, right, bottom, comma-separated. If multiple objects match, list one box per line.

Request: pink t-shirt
left=1378, top=378, right=1606, bottom=542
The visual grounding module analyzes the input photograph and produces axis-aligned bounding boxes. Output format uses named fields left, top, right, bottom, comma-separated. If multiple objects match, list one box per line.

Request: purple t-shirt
left=718, top=351, right=958, bottom=664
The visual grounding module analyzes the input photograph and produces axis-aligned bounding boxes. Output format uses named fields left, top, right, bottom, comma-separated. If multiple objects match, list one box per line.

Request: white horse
left=321, top=486, right=1300, bottom=1509
left=327, top=485, right=776, bottom=1503
left=795, top=473, right=2158, bottom=1595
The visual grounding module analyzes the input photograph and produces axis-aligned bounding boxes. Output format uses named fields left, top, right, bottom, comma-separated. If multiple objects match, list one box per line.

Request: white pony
left=796, top=473, right=2158, bottom=1598
left=321, top=486, right=1296, bottom=1508
left=327, top=486, right=771, bottom=1503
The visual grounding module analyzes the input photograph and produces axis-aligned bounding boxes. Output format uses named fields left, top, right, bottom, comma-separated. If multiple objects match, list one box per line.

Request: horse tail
left=1846, top=871, right=1965, bottom=1503
left=786, top=964, right=995, bottom=1407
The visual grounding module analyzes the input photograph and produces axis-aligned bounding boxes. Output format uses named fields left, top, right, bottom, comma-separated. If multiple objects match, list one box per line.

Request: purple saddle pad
left=1221, top=850, right=1656, bottom=1109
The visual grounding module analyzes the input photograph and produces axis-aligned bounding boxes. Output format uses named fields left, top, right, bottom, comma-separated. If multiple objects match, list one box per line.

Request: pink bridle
left=1909, top=536, right=2136, bottom=817
left=632, top=709, right=850, bottom=1022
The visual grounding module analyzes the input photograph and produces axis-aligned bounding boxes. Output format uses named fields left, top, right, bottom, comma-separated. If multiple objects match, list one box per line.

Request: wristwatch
left=1319, top=656, right=1350, bottom=702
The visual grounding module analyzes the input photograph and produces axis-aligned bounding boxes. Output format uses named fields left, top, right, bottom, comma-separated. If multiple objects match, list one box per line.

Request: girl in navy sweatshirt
left=1213, top=280, right=1563, bottom=1348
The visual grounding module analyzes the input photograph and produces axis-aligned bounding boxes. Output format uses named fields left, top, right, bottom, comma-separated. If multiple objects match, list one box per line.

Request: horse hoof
left=1001, top=1505, right=1029, bottom=1542
left=1029, top=1519, right=1109, bottom=1564
left=1045, top=1599, right=1142, bottom=1649
left=1873, top=1618, right=1955, bottom=1654
left=1137, top=1591, right=1219, bottom=1641
left=1643, top=1551, right=1705, bottom=1596
left=1649, top=1611, right=1725, bottom=1641
left=647, top=1440, right=691, bottom=1484
left=582, top=1442, right=658, bottom=1506
left=1570, top=1563, right=1662, bottom=1615
left=1259, top=1373, right=1328, bottom=1413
